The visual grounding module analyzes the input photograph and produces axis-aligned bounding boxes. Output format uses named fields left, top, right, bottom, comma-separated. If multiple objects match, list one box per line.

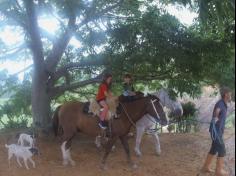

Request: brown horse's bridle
left=119, top=97, right=162, bottom=128
left=150, top=99, right=161, bottom=121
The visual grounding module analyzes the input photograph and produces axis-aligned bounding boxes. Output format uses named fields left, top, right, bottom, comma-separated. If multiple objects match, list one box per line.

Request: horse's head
left=146, top=94, right=168, bottom=126
left=169, top=102, right=183, bottom=118
left=155, top=88, right=183, bottom=118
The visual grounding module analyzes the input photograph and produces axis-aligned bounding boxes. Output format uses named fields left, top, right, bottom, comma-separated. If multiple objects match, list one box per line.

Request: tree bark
left=24, top=0, right=51, bottom=130
left=31, top=69, right=52, bottom=129
left=22, top=0, right=123, bottom=131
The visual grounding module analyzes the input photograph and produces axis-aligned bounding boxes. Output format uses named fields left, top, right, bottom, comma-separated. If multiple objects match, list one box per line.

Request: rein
left=119, top=102, right=137, bottom=129
left=150, top=99, right=161, bottom=121
left=119, top=97, right=162, bottom=129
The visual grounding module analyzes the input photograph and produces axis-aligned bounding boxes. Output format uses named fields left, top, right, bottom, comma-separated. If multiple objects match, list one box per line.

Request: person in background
left=201, top=87, right=232, bottom=176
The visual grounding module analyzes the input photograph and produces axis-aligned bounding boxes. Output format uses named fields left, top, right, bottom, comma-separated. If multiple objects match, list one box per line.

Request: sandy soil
left=0, top=130, right=234, bottom=176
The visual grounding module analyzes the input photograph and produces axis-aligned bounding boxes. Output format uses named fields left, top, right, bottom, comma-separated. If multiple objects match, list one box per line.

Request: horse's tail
left=52, top=105, right=62, bottom=137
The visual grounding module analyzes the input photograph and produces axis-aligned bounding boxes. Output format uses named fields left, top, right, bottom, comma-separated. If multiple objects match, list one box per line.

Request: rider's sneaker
left=99, top=122, right=107, bottom=130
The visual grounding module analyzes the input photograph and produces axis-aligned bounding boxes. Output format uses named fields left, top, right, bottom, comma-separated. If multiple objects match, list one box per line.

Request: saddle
left=82, top=96, right=120, bottom=120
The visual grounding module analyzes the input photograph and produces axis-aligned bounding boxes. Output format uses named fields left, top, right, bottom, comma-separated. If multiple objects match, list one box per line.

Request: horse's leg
left=61, top=141, right=69, bottom=166
left=120, top=136, right=137, bottom=169
left=101, top=137, right=117, bottom=170
left=65, top=137, right=76, bottom=166
left=95, top=135, right=102, bottom=148
left=61, top=135, right=76, bottom=166
left=152, top=132, right=161, bottom=156
left=134, top=126, right=145, bottom=157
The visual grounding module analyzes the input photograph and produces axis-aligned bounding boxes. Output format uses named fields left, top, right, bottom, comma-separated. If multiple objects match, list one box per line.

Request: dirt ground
left=0, top=130, right=234, bottom=176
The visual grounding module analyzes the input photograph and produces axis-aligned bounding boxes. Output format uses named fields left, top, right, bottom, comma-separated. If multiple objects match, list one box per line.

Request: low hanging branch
left=50, top=72, right=104, bottom=98
left=53, top=56, right=107, bottom=80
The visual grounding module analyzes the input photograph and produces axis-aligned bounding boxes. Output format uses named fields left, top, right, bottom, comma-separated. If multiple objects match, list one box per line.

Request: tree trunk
left=31, top=67, right=51, bottom=130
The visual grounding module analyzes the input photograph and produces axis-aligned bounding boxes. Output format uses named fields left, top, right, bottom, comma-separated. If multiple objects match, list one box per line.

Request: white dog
left=5, top=144, right=38, bottom=170
left=17, top=133, right=35, bottom=147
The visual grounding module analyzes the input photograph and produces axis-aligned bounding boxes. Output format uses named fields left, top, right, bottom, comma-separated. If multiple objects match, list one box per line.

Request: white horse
left=134, top=89, right=183, bottom=157
left=95, top=89, right=183, bottom=157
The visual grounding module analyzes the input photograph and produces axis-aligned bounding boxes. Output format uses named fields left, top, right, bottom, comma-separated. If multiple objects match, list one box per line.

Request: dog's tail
left=5, top=144, right=9, bottom=148
left=52, top=105, right=62, bottom=137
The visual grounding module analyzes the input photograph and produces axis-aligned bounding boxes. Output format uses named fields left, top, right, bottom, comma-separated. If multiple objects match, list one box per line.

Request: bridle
left=120, top=96, right=163, bottom=128
left=150, top=99, right=161, bottom=121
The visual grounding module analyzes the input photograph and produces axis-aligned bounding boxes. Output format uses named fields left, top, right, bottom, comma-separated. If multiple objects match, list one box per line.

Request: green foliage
left=182, top=101, right=198, bottom=117
left=161, top=0, right=235, bottom=46
left=0, top=77, right=32, bottom=129
left=226, top=112, right=235, bottom=129
left=167, top=123, right=175, bottom=133
left=175, top=102, right=199, bottom=133
left=107, top=6, right=234, bottom=97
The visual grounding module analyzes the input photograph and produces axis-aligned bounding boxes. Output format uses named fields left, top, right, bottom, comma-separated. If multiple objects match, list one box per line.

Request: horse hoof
left=135, top=150, right=142, bottom=157
left=156, top=152, right=161, bottom=156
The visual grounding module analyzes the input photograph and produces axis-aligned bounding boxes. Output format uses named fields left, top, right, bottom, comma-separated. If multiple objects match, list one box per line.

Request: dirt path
left=0, top=130, right=234, bottom=176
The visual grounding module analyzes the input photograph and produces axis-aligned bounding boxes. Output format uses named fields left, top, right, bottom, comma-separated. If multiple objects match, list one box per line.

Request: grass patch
left=226, top=112, right=235, bottom=129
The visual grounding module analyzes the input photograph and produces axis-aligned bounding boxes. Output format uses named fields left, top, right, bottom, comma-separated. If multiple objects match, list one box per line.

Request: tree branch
left=52, top=55, right=107, bottom=81
left=0, top=43, right=26, bottom=59
left=0, top=9, right=26, bottom=28
left=50, top=73, right=104, bottom=98
left=44, top=0, right=123, bottom=74
left=77, top=0, right=124, bottom=29
left=24, top=0, right=44, bottom=65
left=45, top=14, right=76, bottom=72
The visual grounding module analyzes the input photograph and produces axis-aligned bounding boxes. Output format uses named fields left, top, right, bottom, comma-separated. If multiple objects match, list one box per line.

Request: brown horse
left=53, top=94, right=167, bottom=169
